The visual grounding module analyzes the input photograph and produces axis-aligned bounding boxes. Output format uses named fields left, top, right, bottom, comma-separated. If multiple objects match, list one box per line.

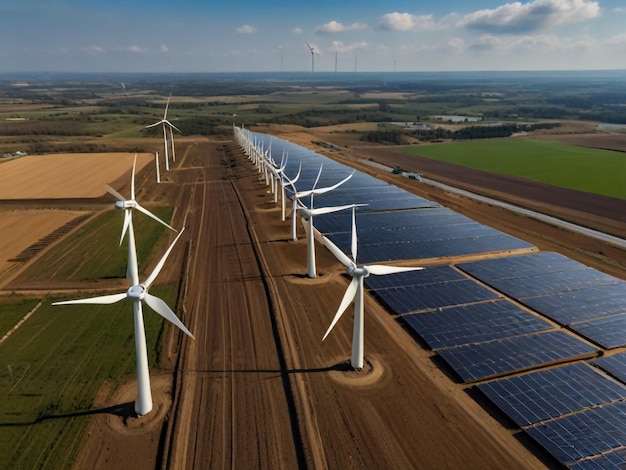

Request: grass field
left=403, top=139, right=626, bottom=199
left=0, top=285, right=177, bottom=469
left=16, top=206, right=174, bottom=283
left=0, top=298, right=40, bottom=339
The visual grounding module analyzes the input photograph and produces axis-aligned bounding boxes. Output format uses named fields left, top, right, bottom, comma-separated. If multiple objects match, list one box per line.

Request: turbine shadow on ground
left=191, top=360, right=352, bottom=375
left=0, top=401, right=136, bottom=426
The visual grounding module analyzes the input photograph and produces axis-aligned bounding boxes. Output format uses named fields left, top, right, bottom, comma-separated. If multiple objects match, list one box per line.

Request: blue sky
left=1, top=0, right=625, bottom=73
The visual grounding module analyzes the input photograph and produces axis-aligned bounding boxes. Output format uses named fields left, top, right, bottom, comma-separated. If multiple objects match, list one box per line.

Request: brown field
left=3, top=129, right=625, bottom=469
left=0, top=210, right=86, bottom=284
left=0, top=152, right=152, bottom=199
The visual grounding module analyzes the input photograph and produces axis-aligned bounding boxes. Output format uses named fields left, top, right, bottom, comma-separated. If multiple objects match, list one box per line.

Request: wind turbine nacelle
left=127, top=284, right=147, bottom=301
left=115, top=200, right=137, bottom=210
left=348, top=266, right=369, bottom=278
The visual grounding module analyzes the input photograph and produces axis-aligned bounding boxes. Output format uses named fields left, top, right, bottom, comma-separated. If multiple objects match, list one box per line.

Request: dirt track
left=32, top=136, right=623, bottom=468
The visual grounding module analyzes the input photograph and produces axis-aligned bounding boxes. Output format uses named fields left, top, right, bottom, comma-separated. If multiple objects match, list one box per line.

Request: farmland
left=0, top=72, right=625, bottom=468
left=401, top=139, right=626, bottom=199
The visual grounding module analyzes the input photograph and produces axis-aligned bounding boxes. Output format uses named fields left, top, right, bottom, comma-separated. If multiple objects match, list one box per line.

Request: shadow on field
left=0, top=401, right=137, bottom=426
left=192, top=360, right=353, bottom=375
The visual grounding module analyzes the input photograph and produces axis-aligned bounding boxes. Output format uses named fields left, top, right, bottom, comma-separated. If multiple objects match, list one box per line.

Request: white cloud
left=613, top=8, right=626, bottom=13
left=459, top=0, right=600, bottom=34
left=127, top=45, right=148, bottom=54
left=292, top=27, right=303, bottom=34
left=378, top=12, right=439, bottom=31
left=160, top=44, right=169, bottom=53
left=81, top=45, right=104, bottom=55
left=606, top=33, right=626, bottom=47
left=236, top=25, right=256, bottom=34
left=328, top=40, right=368, bottom=53
left=314, top=20, right=366, bottom=34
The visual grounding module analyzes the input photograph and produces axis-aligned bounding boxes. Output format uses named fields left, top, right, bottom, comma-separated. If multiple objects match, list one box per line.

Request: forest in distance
left=2, top=69, right=626, bottom=154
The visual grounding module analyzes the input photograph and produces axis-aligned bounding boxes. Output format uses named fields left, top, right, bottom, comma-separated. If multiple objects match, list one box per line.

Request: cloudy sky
left=1, top=0, right=625, bottom=73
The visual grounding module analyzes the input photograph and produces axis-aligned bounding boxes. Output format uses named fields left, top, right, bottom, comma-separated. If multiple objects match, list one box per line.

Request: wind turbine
left=105, top=155, right=175, bottom=246
left=300, top=203, right=364, bottom=279
left=288, top=166, right=354, bottom=241
left=145, top=94, right=181, bottom=171
left=305, top=42, right=316, bottom=72
left=321, top=207, right=423, bottom=370
left=53, top=223, right=193, bottom=416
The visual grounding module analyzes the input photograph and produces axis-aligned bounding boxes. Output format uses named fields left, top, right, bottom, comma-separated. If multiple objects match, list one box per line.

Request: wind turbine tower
left=306, top=42, right=315, bottom=72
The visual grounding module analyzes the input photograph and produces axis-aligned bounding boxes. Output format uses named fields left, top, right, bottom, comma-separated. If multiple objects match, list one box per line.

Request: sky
left=1, top=0, right=625, bottom=73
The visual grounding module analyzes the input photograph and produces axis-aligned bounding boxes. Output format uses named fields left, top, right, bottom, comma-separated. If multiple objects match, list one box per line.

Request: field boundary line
left=0, top=300, right=42, bottom=345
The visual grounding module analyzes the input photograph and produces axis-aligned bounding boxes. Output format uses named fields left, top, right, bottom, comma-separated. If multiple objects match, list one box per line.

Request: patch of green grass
left=0, top=284, right=179, bottom=469
left=0, top=298, right=40, bottom=338
left=18, top=206, right=174, bottom=283
left=402, top=139, right=626, bottom=199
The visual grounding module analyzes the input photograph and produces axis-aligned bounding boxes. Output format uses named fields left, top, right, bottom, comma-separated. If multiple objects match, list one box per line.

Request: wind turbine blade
left=135, top=203, right=176, bottom=232
left=120, top=210, right=131, bottom=246
left=53, top=293, right=126, bottom=306
left=367, top=265, right=424, bottom=276
left=322, top=277, right=358, bottom=341
left=143, top=294, right=194, bottom=339
left=312, top=164, right=323, bottom=190
left=321, top=235, right=354, bottom=269
left=313, top=170, right=355, bottom=196
left=144, top=227, right=185, bottom=289
left=164, top=93, right=171, bottom=120
left=106, top=185, right=125, bottom=201
left=145, top=122, right=162, bottom=129
left=351, top=206, right=358, bottom=263
left=165, top=121, right=182, bottom=133
left=301, top=203, right=357, bottom=218
left=131, top=154, right=137, bottom=201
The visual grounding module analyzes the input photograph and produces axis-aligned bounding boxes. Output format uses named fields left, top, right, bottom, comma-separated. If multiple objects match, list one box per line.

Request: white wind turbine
left=53, top=225, right=193, bottom=416
left=305, top=42, right=316, bottom=72
left=321, top=207, right=423, bottom=370
left=288, top=166, right=354, bottom=241
left=145, top=93, right=181, bottom=171
left=300, top=203, right=364, bottom=279
left=105, top=155, right=175, bottom=246
left=53, top=158, right=192, bottom=416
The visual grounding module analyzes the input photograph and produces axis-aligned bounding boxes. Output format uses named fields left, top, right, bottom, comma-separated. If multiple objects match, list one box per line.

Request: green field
left=0, top=285, right=177, bottom=469
left=17, top=206, right=174, bottom=283
left=402, top=139, right=626, bottom=199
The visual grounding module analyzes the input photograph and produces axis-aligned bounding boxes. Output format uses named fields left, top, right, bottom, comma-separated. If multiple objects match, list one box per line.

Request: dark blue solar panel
left=477, top=363, right=626, bottom=427
left=370, top=280, right=499, bottom=315
left=570, top=314, right=626, bottom=349
left=403, top=300, right=552, bottom=349
left=458, top=252, right=586, bottom=280
left=364, top=265, right=466, bottom=290
left=437, top=331, right=599, bottom=383
left=525, top=401, right=626, bottom=466
left=592, top=352, right=626, bottom=384
left=520, top=283, right=626, bottom=325
left=569, top=448, right=626, bottom=469
left=479, top=268, right=620, bottom=299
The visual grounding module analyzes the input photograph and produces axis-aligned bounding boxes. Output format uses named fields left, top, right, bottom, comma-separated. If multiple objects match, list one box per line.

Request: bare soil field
left=0, top=152, right=152, bottom=199
left=3, top=132, right=625, bottom=469
left=0, top=210, right=87, bottom=284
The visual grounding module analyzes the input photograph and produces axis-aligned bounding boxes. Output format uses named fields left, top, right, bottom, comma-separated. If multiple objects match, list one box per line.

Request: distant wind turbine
left=145, top=94, right=181, bottom=171
left=305, top=42, right=316, bottom=72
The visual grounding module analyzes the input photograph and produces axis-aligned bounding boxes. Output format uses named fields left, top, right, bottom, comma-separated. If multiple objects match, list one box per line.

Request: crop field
left=402, top=139, right=626, bottom=199
left=14, top=206, right=174, bottom=284
left=0, top=284, right=176, bottom=470
left=0, top=152, right=152, bottom=199
left=0, top=298, right=40, bottom=339
left=0, top=210, right=86, bottom=276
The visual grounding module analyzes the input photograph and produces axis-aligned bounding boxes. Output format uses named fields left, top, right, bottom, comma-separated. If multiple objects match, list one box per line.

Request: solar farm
left=241, top=129, right=626, bottom=468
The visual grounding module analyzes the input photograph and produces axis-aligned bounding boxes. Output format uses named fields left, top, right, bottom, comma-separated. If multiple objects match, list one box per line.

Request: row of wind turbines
left=53, top=96, right=192, bottom=417
left=234, top=125, right=423, bottom=370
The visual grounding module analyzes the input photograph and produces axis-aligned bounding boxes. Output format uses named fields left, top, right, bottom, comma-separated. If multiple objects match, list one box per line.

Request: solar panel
left=474, top=268, right=621, bottom=299
left=569, top=313, right=626, bottom=349
left=524, top=401, right=626, bottom=466
left=364, top=265, right=466, bottom=290
left=569, top=448, right=626, bottom=469
left=369, top=280, right=499, bottom=315
left=592, top=352, right=626, bottom=384
left=476, top=363, right=626, bottom=427
left=458, top=252, right=586, bottom=281
left=436, top=331, right=599, bottom=383
left=403, top=300, right=552, bottom=349
left=520, top=282, right=626, bottom=325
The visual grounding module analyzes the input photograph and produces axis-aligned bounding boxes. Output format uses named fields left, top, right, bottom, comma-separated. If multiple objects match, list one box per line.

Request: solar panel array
left=245, top=131, right=626, bottom=469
